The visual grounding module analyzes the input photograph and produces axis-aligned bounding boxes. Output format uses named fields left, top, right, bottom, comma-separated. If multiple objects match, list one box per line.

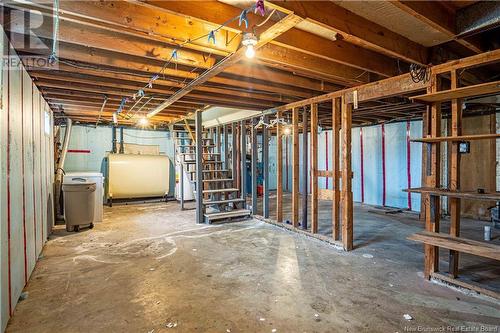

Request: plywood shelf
left=410, top=80, right=500, bottom=103
left=411, top=133, right=500, bottom=143
left=403, top=187, right=500, bottom=201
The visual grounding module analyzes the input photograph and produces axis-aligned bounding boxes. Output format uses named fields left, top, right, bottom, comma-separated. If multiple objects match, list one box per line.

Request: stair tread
left=203, top=188, right=239, bottom=194
left=202, top=198, right=244, bottom=205
left=177, top=144, right=215, bottom=148
left=204, top=209, right=251, bottom=220
left=179, top=153, right=221, bottom=155
left=203, top=178, right=233, bottom=182
left=184, top=160, right=223, bottom=164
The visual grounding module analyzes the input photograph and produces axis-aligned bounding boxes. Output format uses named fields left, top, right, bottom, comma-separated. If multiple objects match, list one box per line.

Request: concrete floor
left=6, top=201, right=500, bottom=333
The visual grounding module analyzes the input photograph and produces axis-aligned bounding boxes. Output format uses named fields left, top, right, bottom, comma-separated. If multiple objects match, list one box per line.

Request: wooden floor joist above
left=4, top=0, right=498, bottom=125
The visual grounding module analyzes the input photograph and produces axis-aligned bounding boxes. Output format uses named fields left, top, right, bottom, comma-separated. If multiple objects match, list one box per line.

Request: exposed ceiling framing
left=1, top=0, right=497, bottom=127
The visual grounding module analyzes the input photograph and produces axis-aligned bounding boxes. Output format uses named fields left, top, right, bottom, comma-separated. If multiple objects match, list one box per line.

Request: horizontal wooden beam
left=9, top=0, right=239, bottom=56
left=257, top=44, right=369, bottom=85
left=147, top=12, right=303, bottom=117
left=143, top=0, right=402, bottom=77
left=31, top=69, right=298, bottom=104
left=391, top=1, right=482, bottom=53
left=267, top=0, right=428, bottom=64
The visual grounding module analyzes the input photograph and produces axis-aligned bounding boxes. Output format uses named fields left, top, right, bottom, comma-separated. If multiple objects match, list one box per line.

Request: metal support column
left=195, top=110, right=204, bottom=224
left=301, top=108, right=308, bottom=230
left=263, top=115, right=270, bottom=218
left=251, top=119, right=258, bottom=215
left=240, top=120, right=247, bottom=206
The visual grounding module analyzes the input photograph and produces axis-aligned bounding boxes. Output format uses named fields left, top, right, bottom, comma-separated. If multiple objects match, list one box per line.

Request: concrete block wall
left=0, top=33, right=55, bottom=331
left=62, top=125, right=175, bottom=196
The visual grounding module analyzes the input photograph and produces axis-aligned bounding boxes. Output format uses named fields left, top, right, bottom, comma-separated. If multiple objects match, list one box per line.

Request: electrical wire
left=409, top=63, right=430, bottom=83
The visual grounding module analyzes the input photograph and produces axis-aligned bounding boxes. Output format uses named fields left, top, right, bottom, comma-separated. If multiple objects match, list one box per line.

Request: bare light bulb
left=138, top=117, right=149, bottom=126
left=245, top=44, right=255, bottom=59
left=283, top=126, right=291, bottom=135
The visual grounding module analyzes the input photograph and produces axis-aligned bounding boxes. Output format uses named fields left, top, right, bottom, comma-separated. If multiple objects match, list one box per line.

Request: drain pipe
left=55, top=118, right=72, bottom=221
left=112, top=125, right=117, bottom=153
left=119, top=126, right=124, bottom=153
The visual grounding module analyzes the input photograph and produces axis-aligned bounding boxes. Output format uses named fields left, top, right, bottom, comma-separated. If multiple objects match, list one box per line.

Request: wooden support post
left=232, top=122, right=238, bottom=190
left=276, top=111, right=283, bottom=222
left=292, top=107, right=300, bottom=227
left=341, top=96, right=353, bottom=251
left=240, top=120, right=247, bottom=205
left=195, top=110, right=204, bottom=224
left=449, top=69, right=462, bottom=277
left=215, top=125, right=221, bottom=154
left=251, top=118, right=258, bottom=215
left=424, top=75, right=442, bottom=279
left=332, top=97, right=341, bottom=240
left=301, top=108, right=308, bottom=230
left=311, top=103, right=318, bottom=233
left=420, top=110, right=430, bottom=222
left=223, top=124, right=229, bottom=169
left=263, top=116, right=270, bottom=218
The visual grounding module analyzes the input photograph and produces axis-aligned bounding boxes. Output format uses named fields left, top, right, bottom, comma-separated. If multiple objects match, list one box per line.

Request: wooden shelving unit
left=406, top=62, right=500, bottom=299
left=411, top=133, right=500, bottom=143
left=410, top=80, right=500, bottom=103
left=404, top=187, right=500, bottom=201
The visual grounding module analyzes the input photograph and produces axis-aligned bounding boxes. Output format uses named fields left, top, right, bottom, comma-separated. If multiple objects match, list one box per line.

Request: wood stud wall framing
left=191, top=50, right=500, bottom=264
left=265, top=95, right=354, bottom=251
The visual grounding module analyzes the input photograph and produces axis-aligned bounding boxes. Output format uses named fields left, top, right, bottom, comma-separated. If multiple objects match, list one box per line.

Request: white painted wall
left=0, top=32, right=54, bottom=331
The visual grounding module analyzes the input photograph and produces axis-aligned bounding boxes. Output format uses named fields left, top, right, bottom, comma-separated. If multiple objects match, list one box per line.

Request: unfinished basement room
left=1, top=0, right=500, bottom=332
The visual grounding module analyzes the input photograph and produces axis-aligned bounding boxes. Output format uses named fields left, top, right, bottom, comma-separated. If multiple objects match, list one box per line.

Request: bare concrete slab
left=6, top=202, right=500, bottom=333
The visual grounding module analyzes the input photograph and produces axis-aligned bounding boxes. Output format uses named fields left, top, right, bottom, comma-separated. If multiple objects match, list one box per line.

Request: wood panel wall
left=0, top=31, right=55, bottom=331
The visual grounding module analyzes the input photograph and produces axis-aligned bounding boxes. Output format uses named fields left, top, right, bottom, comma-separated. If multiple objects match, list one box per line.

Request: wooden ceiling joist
left=266, top=0, right=428, bottom=64
left=391, top=1, right=483, bottom=54
left=140, top=0, right=405, bottom=76
left=146, top=11, right=304, bottom=117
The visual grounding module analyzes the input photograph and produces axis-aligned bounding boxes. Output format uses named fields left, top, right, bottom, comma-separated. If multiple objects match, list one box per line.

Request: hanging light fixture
left=242, top=32, right=258, bottom=59
left=138, top=117, right=149, bottom=127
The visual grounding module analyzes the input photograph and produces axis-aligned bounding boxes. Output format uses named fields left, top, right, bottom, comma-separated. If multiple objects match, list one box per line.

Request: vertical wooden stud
left=292, top=107, right=299, bottom=227
left=311, top=103, right=318, bottom=233
left=449, top=69, right=462, bottom=277
left=276, top=111, right=283, bottom=222
left=332, top=97, right=341, bottom=240
left=195, top=110, right=204, bottom=224
left=263, top=116, right=270, bottom=218
left=251, top=118, right=258, bottom=215
left=301, top=108, right=308, bottom=230
left=341, top=96, right=353, bottom=251
left=424, top=75, right=442, bottom=279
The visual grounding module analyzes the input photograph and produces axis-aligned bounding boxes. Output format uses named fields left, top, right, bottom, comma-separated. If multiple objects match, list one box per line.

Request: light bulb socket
left=242, top=32, right=258, bottom=47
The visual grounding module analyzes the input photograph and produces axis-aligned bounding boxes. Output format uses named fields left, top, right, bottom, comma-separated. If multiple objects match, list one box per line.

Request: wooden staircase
left=174, top=125, right=250, bottom=224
